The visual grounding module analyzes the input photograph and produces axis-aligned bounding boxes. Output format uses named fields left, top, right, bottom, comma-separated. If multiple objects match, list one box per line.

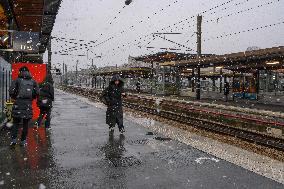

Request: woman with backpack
left=34, top=75, right=54, bottom=129
left=9, top=67, right=39, bottom=147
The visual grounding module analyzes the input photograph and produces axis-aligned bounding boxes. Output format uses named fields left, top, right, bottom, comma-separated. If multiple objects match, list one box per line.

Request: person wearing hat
left=9, top=66, right=39, bottom=147
left=34, top=74, right=54, bottom=129
left=101, top=74, right=126, bottom=134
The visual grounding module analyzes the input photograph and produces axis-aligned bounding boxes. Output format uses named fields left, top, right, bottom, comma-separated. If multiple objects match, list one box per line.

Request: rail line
left=123, top=101, right=284, bottom=151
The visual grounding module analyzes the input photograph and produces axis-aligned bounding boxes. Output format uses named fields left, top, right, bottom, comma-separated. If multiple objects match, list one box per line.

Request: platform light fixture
left=266, top=61, right=280, bottom=65
left=1, top=34, right=9, bottom=43
left=215, top=66, right=223, bottom=69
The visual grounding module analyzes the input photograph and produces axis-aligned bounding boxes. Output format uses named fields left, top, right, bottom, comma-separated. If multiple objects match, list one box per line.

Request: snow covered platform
left=0, top=90, right=283, bottom=188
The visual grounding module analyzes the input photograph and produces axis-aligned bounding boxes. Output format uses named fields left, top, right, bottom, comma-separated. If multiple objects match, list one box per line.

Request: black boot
left=119, top=127, right=125, bottom=134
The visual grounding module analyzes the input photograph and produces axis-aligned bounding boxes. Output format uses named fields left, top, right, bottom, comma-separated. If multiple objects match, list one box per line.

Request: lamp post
left=76, top=60, right=79, bottom=86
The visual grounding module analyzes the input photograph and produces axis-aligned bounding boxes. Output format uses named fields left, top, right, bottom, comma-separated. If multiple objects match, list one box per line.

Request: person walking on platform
left=9, top=67, right=39, bottom=147
left=35, top=75, right=54, bottom=129
left=136, top=78, right=141, bottom=93
left=101, top=75, right=126, bottom=134
left=224, top=82, right=230, bottom=102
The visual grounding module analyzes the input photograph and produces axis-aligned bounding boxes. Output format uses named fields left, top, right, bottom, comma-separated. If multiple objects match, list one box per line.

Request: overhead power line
left=204, top=20, right=284, bottom=41
left=154, top=34, right=193, bottom=51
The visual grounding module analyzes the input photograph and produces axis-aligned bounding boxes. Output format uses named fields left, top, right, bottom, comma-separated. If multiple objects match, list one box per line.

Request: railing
left=0, top=59, right=11, bottom=124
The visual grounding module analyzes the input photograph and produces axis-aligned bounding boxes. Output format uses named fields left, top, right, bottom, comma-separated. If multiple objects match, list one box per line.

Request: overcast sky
left=45, top=0, right=284, bottom=70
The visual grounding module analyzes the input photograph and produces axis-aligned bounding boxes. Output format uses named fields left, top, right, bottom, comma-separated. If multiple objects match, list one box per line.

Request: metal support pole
left=65, top=64, right=68, bottom=85
left=275, top=71, right=279, bottom=96
left=76, top=60, right=78, bottom=86
left=219, top=68, right=223, bottom=93
left=266, top=70, right=270, bottom=92
left=196, top=15, right=202, bottom=100
left=7, top=18, right=14, bottom=63
left=162, top=66, right=165, bottom=94
left=47, top=37, right=52, bottom=76
left=62, top=62, right=64, bottom=85
left=196, top=67, right=201, bottom=99
left=242, top=74, right=245, bottom=99
left=5, top=69, right=8, bottom=101
left=191, top=69, right=195, bottom=92
left=256, top=70, right=260, bottom=100
left=8, top=70, right=11, bottom=100
left=176, top=67, right=181, bottom=95
left=1, top=68, right=4, bottom=113
left=232, top=71, right=235, bottom=101
left=151, top=61, right=154, bottom=94
left=212, top=66, right=216, bottom=92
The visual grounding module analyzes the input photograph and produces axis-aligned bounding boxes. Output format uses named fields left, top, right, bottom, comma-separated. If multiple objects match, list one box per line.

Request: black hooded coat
left=101, top=75, right=125, bottom=127
left=37, top=75, right=54, bottom=109
left=9, top=69, right=39, bottom=119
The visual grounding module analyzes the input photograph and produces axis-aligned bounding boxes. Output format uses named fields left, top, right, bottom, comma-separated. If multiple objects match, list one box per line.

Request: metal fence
left=0, top=57, right=11, bottom=123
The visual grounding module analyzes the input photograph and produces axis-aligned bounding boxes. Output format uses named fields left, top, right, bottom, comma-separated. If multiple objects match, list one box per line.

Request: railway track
left=124, top=101, right=284, bottom=151
left=60, top=86, right=284, bottom=151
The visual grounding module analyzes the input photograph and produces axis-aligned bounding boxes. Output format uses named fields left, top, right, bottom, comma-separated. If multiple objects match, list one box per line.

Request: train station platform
left=0, top=90, right=283, bottom=188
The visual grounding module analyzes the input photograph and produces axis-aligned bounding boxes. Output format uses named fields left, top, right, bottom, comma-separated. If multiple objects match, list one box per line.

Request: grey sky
left=45, top=0, right=284, bottom=70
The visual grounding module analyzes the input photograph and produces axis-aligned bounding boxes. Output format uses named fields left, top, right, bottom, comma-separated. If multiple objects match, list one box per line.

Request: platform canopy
left=9, top=0, right=62, bottom=53
left=93, top=67, right=152, bottom=78
left=176, top=46, right=284, bottom=70
left=134, top=52, right=213, bottom=64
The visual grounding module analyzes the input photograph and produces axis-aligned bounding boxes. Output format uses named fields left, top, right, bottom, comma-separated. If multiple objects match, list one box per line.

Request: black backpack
left=17, top=79, right=34, bottom=99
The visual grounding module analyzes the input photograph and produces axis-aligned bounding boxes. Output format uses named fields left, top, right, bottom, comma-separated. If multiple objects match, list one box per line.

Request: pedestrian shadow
left=101, top=133, right=142, bottom=168
left=102, top=134, right=126, bottom=167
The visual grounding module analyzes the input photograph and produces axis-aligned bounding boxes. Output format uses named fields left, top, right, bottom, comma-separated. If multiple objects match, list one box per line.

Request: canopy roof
left=9, top=0, right=62, bottom=53
left=176, top=46, right=284, bottom=70
left=93, top=67, right=152, bottom=78
left=134, top=52, right=213, bottom=63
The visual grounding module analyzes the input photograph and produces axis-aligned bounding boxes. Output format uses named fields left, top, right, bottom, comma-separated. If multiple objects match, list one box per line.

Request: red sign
left=12, top=63, right=47, bottom=120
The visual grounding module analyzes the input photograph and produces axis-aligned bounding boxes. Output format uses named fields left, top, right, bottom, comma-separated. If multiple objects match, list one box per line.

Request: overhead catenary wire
left=205, top=0, right=282, bottom=25
left=104, top=0, right=283, bottom=59
left=53, top=0, right=181, bottom=53
left=53, top=0, right=283, bottom=64
left=54, top=0, right=241, bottom=55
left=153, top=34, right=193, bottom=51
left=134, top=0, right=245, bottom=48
left=204, top=20, right=284, bottom=41
left=170, top=0, right=282, bottom=34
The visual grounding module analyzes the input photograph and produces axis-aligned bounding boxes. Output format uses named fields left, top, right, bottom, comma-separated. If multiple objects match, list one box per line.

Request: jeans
left=11, top=118, right=29, bottom=141
left=36, top=108, right=51, bottom=128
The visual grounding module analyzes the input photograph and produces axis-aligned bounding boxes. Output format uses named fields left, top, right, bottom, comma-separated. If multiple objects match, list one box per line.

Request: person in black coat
left=224, top=82, right=230, bottom=102
left=35, top=75, right=54, bottom=129
left=9, top=67, right=39, bottom=147
left=101, top=75, right=126, bottom=134
left=136, top=78, right=141, bottom=93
